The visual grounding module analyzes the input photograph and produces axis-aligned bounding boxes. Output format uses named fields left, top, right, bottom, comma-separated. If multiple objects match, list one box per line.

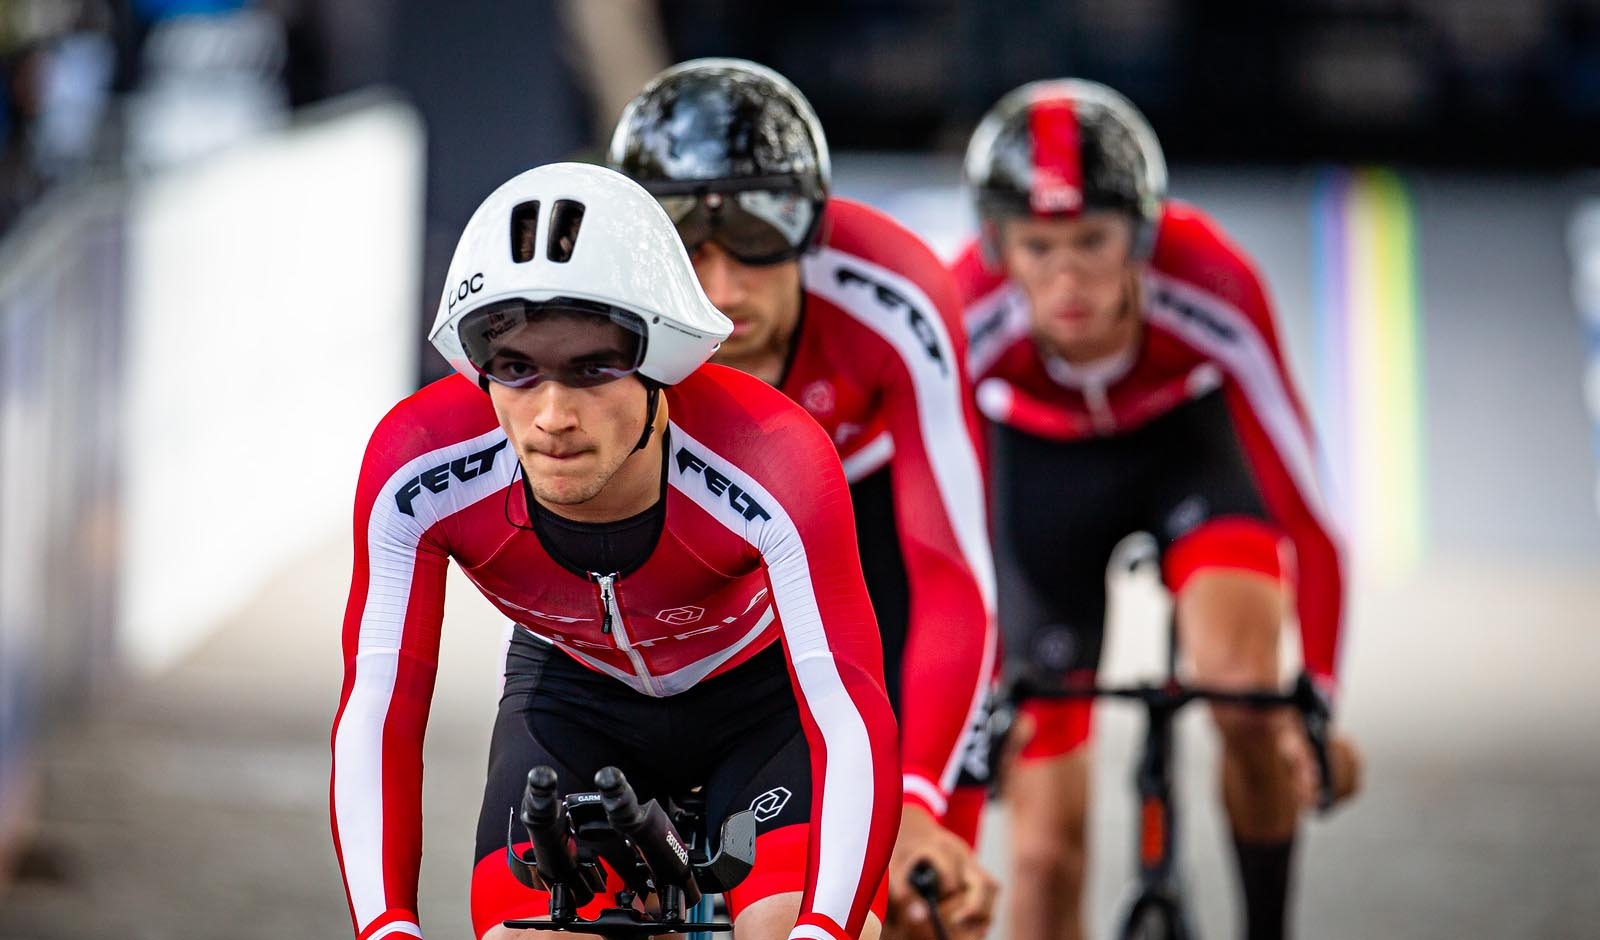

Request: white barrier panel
left=119, top=96, right=424, bottom=674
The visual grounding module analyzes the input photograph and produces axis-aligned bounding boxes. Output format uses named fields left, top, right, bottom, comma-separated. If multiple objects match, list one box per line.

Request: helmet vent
left=547, top=200, right=586, bottom=263
left=510, top=201, right=541, bottom=263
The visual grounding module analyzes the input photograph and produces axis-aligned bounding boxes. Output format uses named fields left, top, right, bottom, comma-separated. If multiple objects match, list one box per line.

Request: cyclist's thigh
left=1138, top=391, right=1286, bottom=684
left=990, top=423, right=1133, bottom=760
left=1006, top=746, right=1092, bottom=848
left=694, top=648, right=822, bottom=923
left=1141, top=390, right=1283, bottom=593
left=849, top=466, right=911, bottom=710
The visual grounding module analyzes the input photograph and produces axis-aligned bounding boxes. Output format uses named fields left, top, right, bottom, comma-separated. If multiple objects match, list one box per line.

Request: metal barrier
left=0, top=181, right=126, bottom=866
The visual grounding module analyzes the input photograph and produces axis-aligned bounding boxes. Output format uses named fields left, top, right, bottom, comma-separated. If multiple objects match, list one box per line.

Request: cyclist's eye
left=486, top=356, right=540, bottom=385
left=1024, top=238, right=1053, bottom=257
left=1076, top=231, right=1107, bottom=252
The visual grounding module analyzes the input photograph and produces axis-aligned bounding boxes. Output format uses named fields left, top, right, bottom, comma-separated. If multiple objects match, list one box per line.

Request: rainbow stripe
left=1312, top=168, right=1427, bottom=579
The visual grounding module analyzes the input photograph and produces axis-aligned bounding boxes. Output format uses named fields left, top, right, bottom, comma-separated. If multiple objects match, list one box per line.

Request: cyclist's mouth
left=532, top=447, right=590, bottom=462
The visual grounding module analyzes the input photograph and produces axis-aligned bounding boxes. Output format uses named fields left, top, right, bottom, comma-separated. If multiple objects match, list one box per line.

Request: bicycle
left=502, top=765, right=757, bottom=936
left=993, top=614, right=1336, bottom=940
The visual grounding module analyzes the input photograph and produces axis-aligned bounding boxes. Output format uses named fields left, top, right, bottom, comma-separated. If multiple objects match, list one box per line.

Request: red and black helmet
left=964, top=79, right=1167, bottom=259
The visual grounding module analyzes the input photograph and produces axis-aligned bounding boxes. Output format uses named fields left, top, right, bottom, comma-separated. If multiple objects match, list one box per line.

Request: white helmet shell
left=429, top=162, right=733, bottom=387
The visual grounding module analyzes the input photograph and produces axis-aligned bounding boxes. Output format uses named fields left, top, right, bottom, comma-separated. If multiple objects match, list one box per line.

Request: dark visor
left=646, top=178, right=816, bottom=266
left=459, top=298, right=647, bottom=389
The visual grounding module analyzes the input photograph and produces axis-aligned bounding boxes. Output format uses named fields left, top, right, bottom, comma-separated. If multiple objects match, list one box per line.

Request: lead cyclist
left=330, top=163, right=899, bottom=940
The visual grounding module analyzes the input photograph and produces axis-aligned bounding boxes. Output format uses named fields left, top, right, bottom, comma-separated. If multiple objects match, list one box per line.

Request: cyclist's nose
left=530, top=381, right=582, bottom=434
left=694, top=243, right=745, bottom=312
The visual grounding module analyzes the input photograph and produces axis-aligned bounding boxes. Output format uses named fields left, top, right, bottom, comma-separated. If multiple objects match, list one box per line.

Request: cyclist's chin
left=527, top=462, right=608, bottom=506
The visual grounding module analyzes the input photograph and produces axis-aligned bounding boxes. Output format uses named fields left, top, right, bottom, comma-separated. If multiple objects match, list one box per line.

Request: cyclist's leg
left=1005, top=734, right=1092, bottom=940
left=1168, top=528, right=1296, bottom=840
left=1167, top=527, right=1298, bottom=940
left=998, top=546, right=1108, bottom=940
left=1149, top=391, right=1299, bottom=940
left=989, top=422, right=1131, bottom=940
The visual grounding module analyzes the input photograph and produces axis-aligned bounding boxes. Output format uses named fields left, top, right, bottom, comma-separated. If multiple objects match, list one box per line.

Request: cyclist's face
left=691, top=242, right=802, bottom=367
left=485, top=316, right=653, bottom=512
left=999, top=213, right=1140, bottom=358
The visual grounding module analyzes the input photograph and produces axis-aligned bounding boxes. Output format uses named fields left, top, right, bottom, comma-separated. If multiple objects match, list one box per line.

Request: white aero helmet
left=429, top=162, right=733, bottom=387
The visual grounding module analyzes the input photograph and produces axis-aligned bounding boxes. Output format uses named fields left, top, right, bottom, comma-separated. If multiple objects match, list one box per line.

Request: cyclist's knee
left=1012, top=825, right=1088, bottom=889
left=732, top=893, right=881, bottom=940
left=732, top=891, right=800, bottom=940
left=482, top=926, right=581, bottom=940
left=1209, top=700, right=1282, bottom=754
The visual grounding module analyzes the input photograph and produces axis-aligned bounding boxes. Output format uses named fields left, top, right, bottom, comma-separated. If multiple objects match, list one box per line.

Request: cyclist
left=609, top=59, right=1000, bottom=940
left=951, top=80, right=1362, bottom=940
left=330, top=163, right=900, bottom=940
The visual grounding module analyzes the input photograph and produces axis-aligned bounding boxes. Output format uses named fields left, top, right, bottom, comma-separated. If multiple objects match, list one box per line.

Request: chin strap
left=633, top=382, right=662, bottom=453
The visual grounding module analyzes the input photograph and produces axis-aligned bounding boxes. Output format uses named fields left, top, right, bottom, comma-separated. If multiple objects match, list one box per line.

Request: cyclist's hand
left=1325, top=733, right=1363, bottom=806
left=1280, top=725, right=1363, bottom=811
left=886, top=805, right=997, bottom=940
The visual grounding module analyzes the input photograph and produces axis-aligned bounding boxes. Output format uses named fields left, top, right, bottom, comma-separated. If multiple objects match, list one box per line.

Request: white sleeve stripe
left=668, top=423, right=878, bottom=925
left=333, top=427, right=515, bottom=930
left=840, top=431, right=895, bottom=483
left=902, top=775, right=949, bottom=816
left=1144, top=271, right=1341, bottom=540
left=963, top=283, right=1029, bottom=379
left=938, top=615, right=999, bottom=795
left=332, top=649, right=401, bottom=927
left=365, top=922, right=424, bottom=940
left=789, top=926, right=840, bottom=940
left=805, top=248, right=1001, bottom=795
left=805, top=247, right=998, bottom=610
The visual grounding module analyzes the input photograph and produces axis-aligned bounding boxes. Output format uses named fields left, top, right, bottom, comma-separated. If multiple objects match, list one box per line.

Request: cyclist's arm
left=1209, top=263, right=1347, bottom=698
left=876, top=262, right=999, bottom=818
left=330, top=412, right=452, bottom=940
left=729, top=408, right=902, bottom=940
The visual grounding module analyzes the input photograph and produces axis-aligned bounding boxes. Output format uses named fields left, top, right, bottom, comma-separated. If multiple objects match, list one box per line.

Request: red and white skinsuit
left=331, top=364, right=900, bottom=940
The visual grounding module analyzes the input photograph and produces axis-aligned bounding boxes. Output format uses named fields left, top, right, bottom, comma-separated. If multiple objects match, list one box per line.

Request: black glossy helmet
left=965, top=79, right=1167, bottom=260
left=608, top=58, right=831, bottom=265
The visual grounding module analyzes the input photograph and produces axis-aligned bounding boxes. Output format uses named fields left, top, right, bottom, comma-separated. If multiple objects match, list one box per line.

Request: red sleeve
left=816, top=204, right=1000, bottom=818
left=678, top=367, right=901, bottom=940
left=329, top=384, right=466, bottom=940
left=1156, top=206, right=1347, bottom=694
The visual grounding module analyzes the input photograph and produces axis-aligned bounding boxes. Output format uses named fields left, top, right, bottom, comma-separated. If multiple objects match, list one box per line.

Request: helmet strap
left=978, top=218, right=1005, bottom=271
left=633, top=382, right=662, bottom=453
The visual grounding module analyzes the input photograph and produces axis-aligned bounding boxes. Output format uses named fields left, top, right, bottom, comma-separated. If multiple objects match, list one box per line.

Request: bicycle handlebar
left=1009, top=669, right=1336, bottom=812
left=504, top=765, right=756, bottom=936
left=596, top=766, right=701, bottom=910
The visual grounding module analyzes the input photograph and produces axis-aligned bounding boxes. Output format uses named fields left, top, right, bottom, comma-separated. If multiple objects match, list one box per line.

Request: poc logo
left=835, top=266, right=948, bottom=376
left=674, top=448, right=772, bottom=522
left=394, top=439, right=508, bottom=516
left=749, top=786, right=792, bottom=823
left=446, top=272, right=485, bottom=312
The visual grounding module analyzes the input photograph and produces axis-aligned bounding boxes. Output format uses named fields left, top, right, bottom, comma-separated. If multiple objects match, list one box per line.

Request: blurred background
left=0, top=0, right=1597, bottom=937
